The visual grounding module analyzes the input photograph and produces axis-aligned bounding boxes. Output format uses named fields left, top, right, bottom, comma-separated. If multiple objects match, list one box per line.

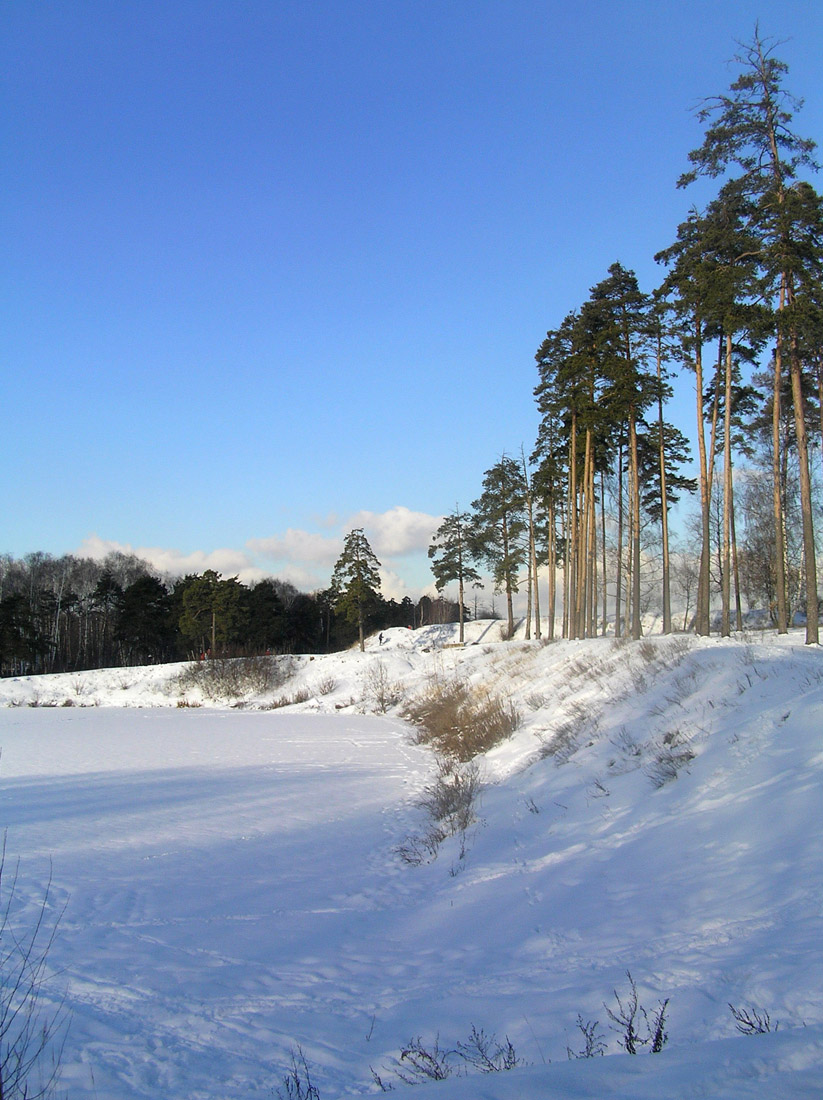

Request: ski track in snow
left=0, top=622, right=821, bottom=1098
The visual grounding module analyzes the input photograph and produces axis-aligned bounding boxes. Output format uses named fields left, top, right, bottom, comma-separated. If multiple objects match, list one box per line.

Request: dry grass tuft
left=405, top=677, right=520, bottom=762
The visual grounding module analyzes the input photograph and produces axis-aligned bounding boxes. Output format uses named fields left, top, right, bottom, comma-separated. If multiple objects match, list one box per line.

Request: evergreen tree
left=647, top=299, right=699, bottom=632
left=471, top=457, right=528, bottom=639
left=178, top=571, right=245, bottom=657
left=679, top=27, right=823, bottom=642
left=657, top=208, right=726, bottom=635
left=428, top=507, right=481, bottom=644
left=592, top=263, right=657, bottom=639
left=243, top=579, right=287, bottom=653
left=533, top=319, right=574, bottom=638
left=331, top=529, right=382, bottom=652
left=116, top=576, right=175, bottom=664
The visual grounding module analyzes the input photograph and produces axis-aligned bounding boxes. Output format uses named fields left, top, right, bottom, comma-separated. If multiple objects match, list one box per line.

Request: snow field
left=0, top=623, right=821, bottom=1098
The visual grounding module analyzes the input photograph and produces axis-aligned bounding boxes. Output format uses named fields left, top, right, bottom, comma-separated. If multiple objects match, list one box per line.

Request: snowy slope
left=0, top=625, right=822, bottom=1098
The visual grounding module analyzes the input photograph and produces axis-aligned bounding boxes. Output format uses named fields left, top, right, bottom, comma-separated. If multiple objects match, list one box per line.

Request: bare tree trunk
left=731, top=484, right=743, bottom=631
left=501, top=514, right=515, bottom=640
left=772, top=284, right=789, bottom=632
left=576, top=429, right=592, bottom=638
left=615, top=428, right=625, bottom=637
left=694, top=321, right=712, bottom=636
left=521, top=451, right=540, bottom=640
left=629, top=410, right=642, bottom=640
left=588, top=457, right=597, bottom=638
left=788, top=326, right=819, bottom=644
left=524, top=535, right=532, bottom=642
left=547, top=499, right=557, bottom=641
left=656, top=339, right=672, bottom=634
left=530, top=505, right=541, bottom=639
left=566, top=418, right=578, bottom=639
left=721, top=334, right=733, bottom=637
left=601, top=471, right=608, bottom=636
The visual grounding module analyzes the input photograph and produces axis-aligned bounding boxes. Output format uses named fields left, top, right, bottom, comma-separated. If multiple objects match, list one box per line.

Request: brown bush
left=406, top=677, right=520, bottom=762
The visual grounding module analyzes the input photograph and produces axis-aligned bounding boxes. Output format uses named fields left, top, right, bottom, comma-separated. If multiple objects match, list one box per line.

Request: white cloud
left=247, top=529, right=342, bottom=566
left=346, top=506, right=442, bottom=558
left=378, top=567, right=438, bottom=604
left=76, top=535, right=263, bottom=585
left=76, top=505, right=444, bottom=597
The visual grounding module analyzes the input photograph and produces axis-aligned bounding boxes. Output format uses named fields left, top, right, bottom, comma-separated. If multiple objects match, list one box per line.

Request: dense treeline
left=0, top=550, right=461, bottom=676
left=430, top=30, right=823, bottom=644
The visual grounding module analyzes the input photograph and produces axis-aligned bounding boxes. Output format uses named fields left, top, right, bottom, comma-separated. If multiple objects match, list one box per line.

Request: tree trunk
left=731, top=483, right=743, bottom=631
left=657, top=340, right=672, bottom=634
left=457, top=571, right=465, bottom=645
left=772, top=299, right=789, bottom=633
left=587, top=453, right=597, bottom=638
left=566, top=417, right=578, bottom=639
left=788, top=326, right=819, bottom=644
left=629, top=409, right=642, bottom=640
left=615, top=428, right=625, bottom=637
left=548, top=498, right=557, bottom=641
left=694, top=320, right=712, bottom=636
left=576, top=428, right=592, bottom=638
left=529, top=494, right=541, bottom=640
left=721, top=334, right=733, bottom=638
left=601, top=472, right=608, bottom=636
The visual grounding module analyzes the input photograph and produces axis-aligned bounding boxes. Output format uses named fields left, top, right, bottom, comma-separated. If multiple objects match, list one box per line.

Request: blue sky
left=4, top=0, right=822, bottom=598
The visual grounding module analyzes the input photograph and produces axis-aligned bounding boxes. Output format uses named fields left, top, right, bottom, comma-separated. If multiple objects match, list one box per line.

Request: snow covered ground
left=1, top=622, right=822, bottom=1098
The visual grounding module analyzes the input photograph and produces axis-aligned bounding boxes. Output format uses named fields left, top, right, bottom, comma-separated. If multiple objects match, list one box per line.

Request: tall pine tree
left=331, top=529, right=382, bottom=652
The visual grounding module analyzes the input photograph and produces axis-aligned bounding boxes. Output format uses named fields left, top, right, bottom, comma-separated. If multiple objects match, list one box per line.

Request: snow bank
left=0, top=625, right=821, bottom=1098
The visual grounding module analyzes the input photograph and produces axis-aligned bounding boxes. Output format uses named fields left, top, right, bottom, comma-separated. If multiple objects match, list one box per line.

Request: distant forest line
left=0, top=550, right=461, bottom=676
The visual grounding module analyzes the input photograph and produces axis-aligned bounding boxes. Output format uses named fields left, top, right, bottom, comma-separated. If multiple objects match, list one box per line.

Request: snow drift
left=0, top=623, right=821, bottom=1098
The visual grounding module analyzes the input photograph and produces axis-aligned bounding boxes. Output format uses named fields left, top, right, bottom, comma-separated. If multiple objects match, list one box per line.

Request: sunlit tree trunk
left=772, top=285, right=789, bottom=633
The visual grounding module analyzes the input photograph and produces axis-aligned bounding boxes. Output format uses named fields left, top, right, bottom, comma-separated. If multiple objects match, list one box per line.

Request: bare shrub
left=646, top=730, right=695, bottom=788
left=314, top=675, right=337, bottom=697
left=729, top=1003, right=777, bottom=1035
left=275, top=1045, right=320, bottom=1100
left=362, top=661, right=404, bottom=714
left=395, top=832, right=442, bottom=867
left=525, top=692, right=547, bottom=711
left=397, top=760, right=482, bottom=865
left=418, top=760, right=481, bottom=836
left=177, top=655, right=296, bottom=702
left=262, top=686, right=311, bottom=710
left=0, top=841, right=69, bottom=1099
left=396, top=1035, right=454, bottom=1083
left=587, top=777, right=610, bottom=800
left=380, top=1026, right=522, bottom=1086
left=539, top=704, right=592, bottom=765
left=665, top=636, right=691, bottom=662
left=456, top=1026, right=523, bottom=1073
left=71, top=677, right=90, bottom=698
left=607, top=727, right=643, bottom=773
left=605, top=971, right=669, bottom=1054
left=567, top=1015, right=607, bottom=1059
left=406, top=678, right=520, bottom=761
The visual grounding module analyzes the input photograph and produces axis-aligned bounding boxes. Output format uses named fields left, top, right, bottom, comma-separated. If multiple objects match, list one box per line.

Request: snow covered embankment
left=0, top=626, right=821, bottom=1099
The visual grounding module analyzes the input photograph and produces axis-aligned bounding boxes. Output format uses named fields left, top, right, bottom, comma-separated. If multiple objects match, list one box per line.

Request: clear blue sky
left=3, top=0, right=822, bottom=597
